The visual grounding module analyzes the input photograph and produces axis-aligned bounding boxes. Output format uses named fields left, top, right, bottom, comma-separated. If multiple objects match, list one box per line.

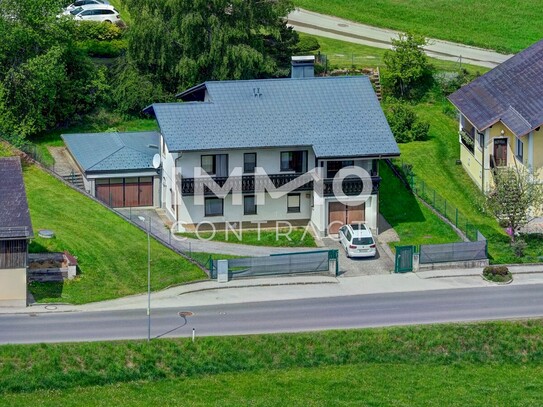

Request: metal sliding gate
left=210, top=250, right=339, bottom=280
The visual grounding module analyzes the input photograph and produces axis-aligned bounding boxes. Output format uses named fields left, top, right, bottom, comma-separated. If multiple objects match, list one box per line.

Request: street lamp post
left=138, top=216, right=151, bottom=342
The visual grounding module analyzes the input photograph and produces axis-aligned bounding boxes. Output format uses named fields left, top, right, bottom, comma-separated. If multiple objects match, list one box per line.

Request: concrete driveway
left=323, top=237, right=393, bottom=276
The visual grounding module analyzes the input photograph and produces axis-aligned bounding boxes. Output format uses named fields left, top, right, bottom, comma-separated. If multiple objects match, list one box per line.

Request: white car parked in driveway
left=338, top=223, right=377, bottom=258
left=62, top=5, right=120, bottom=23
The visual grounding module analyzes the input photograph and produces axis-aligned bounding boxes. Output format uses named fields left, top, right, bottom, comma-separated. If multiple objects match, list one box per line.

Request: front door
left=494, top=138, right=508, bottom=167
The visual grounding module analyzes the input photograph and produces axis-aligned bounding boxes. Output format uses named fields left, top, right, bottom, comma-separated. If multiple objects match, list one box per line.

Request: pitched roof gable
left=0, top=157, right=33, bottom=239
left=449, top=39, right=543, bottom=136
left=148, top=76, right=400, bottom=158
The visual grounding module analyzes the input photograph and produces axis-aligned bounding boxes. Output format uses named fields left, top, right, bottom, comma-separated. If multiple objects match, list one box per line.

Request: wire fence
left=389, top=158, right=485, bottom=243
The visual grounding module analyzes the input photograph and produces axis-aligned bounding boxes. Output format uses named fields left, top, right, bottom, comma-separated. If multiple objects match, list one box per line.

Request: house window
left=201, top=154, right=228, bottom=176
left=327, top=160, right=354, bottom=178
left=205, top=197, right=223, bottom=217
left=516, top=138, right=524, bottom=162
left=244, top=153, right=257, bottom=173
left=281, top=151, right=308, bottom=173
left=287, top=193, right=301, bottom=213
left=170, top=188, right=175, bottom=211
left=478, top=133, right=485, bottom=149
left=244, top=195, right=257, bottom=215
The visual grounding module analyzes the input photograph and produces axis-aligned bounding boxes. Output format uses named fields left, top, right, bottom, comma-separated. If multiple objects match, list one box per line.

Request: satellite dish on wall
left=152, top=154, right=161, bottom=169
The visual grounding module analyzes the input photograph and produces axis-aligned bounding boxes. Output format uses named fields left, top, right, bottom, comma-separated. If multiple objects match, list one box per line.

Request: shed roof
left=0, top=157, right=33, bottom=239
left=146, top=76, right=399, bottom=158
left=449, top=39, right=543, bottom=137
left=62, top=132, right=160, bottom=173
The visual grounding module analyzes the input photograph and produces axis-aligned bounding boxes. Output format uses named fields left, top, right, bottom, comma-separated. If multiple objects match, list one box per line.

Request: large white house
left=64, top=58, right=400, bottom=236
left=146, top=59, right=399, bottom=235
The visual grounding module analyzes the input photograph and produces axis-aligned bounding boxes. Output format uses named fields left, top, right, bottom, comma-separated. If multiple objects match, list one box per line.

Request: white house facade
left=147, top=58, right=399, bottom=236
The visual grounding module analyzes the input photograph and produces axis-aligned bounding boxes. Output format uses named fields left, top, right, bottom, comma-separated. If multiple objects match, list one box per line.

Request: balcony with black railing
left=180, top=173, right=381, bottom=196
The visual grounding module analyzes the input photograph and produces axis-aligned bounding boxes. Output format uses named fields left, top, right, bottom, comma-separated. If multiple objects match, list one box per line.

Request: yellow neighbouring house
left=449, top=39, right=543, bottom=194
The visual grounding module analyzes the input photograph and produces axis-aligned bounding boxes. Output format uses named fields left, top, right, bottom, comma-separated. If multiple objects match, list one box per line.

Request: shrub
left=483, top=266, right=509, bottom=276
left=296, top=36, right=320, bottom=53
left=384, top=98, right=430, bottom=143
left=74, top=21, right=124, bottom=41
left=78, top=39, right=128, bottom=58
left=511, top=239, right=527, bottom=258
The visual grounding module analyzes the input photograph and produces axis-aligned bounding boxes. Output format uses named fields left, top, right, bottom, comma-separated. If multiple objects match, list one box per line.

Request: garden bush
left=483, top=265, right=512, bottom=283
left=74, top=21, right=124, bottom=41
left=296, top=36, right=320, bottom=53
left=78, top=39, right=128, bottom=58
left=384, top=98, right=430, bottom=143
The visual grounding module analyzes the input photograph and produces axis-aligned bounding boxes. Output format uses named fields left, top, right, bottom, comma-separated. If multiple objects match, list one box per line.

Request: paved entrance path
left=116, top=208, right=318, bottom=258
left=287, top=8, right=514, bottom=68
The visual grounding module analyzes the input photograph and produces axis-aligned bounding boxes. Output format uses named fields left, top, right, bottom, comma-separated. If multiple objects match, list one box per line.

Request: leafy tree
left=384, top=98, right=430, bottom=143
left=486, top=164, right=543, bottom=242
left=121, top=0, right=297, bottom=96
left=0, top=0, right=109, bottom=141
left=384, top=33, right=433, bottom=98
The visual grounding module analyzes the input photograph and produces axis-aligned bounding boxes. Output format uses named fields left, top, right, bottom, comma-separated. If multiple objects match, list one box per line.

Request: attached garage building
left=0, top=157, right=33, bottom=307
left=62, top=132, right=161, bottom=208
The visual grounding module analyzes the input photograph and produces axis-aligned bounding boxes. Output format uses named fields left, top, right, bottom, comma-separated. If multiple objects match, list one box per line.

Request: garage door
left=328, top=202, right=365, bottom=234
left=95, top=177, right=153, bottom=207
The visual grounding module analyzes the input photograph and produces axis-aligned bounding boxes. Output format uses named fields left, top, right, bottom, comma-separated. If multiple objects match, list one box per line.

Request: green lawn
left=179, top=228, right=317, bottom=248
left=23, top=164, right=206, bottom=304
left=305, top=33, right=487, bottom=74
left=2, top=320, right=543, bottom=405
left=294, top=0, right=542, bottom=53
left=380, top=161, right=460, bottom=247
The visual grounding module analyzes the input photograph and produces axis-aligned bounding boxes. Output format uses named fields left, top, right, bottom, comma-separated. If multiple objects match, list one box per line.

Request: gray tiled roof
left=0, top=157, right=33, bottom=239
left=147, top=76, right=399, bottom=158
left=62, top=132, right=160, bottom=173
left=449, top=39, right=543, bottom=137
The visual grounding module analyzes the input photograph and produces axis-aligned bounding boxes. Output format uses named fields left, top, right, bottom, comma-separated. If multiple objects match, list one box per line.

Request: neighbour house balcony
left=460, top=128, right=475, bottom=154
left=180, top=173, right=381, bottom=196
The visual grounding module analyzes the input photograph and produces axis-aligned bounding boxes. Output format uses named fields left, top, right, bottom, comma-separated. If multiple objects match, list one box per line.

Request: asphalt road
left=2, top=284, right=543, bottom=344
left=287, top=9, right=514, bottom=68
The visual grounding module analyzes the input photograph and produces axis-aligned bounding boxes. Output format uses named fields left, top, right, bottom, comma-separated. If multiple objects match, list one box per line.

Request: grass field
left=295, top=0, right=542, bottom=53
left=380, top=162, right=460, bottom=247
left=2, top=320, right=543, bottom=405
left=179, top=228, right=317, bottom=248
left=304, top=33, right=487, bottom=74
left=22, top=164, right=206, bottom=304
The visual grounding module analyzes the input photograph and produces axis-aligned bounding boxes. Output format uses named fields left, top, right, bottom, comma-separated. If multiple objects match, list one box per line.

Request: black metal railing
left=180, top=174, right=381, bottom=196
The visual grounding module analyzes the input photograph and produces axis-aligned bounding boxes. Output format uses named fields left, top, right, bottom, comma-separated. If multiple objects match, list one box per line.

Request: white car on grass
left=338, top=223, right=377, bottom=258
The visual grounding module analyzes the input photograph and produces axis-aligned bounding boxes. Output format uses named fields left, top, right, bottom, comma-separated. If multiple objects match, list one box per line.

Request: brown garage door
left=95, top=177, right=153, bottom=208
left=328, top=202, right=365, bottom=234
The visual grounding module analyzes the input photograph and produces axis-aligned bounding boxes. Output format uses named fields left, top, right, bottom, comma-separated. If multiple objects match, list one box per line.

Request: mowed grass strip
left=24, top=164, right=206, bottom=304
left=178, top=228, right=317, bottom=248
left=304, top=33, right=487, bottom=74
left=3, top=364, right=543, bottom=406
left=2, top=321, right=543, bottom=395
left=380, top=161, right=460, bottom=247
left=294, top=0, right=542, bottom=53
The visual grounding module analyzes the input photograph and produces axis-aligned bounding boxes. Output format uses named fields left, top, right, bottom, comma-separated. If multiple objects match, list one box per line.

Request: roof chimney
left=291, top=55, right=315, bottom=78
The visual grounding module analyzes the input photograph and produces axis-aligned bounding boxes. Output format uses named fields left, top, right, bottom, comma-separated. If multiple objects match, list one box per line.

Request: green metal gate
left=395, top=245, right=414, bottom=273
